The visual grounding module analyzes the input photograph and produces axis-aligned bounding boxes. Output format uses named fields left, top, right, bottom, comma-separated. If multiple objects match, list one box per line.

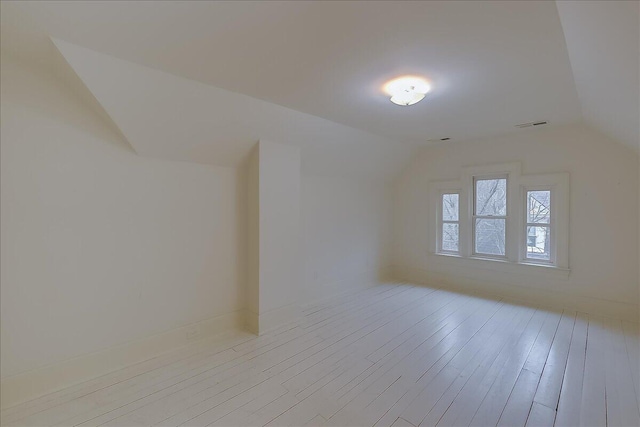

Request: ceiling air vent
left=516, top=120, right=548, bottom=128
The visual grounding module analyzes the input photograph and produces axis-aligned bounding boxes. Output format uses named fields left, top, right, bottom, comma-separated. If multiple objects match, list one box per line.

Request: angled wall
left=0, top=56, right=246, bottom=409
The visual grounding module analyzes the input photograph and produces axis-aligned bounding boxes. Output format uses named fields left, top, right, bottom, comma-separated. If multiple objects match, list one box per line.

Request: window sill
left=428, top=252, right=570, bottom=280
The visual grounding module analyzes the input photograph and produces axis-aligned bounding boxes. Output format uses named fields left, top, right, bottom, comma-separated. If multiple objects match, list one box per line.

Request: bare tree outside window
left=441, top=193, right=459, bottom=252
left=432, top=166, right=566, bottom=268
left=526, top=190, right=551, bottom=260
left=474, top=178, right=507, bottom=256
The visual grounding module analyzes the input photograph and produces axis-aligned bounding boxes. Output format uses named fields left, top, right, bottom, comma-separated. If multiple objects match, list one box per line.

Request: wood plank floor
left=2, top=283, right=639, bottom=427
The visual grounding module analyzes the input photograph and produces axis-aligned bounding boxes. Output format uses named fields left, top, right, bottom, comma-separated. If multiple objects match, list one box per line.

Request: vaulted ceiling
left=555, top=1, right=639, bottom=153
left=1, top=1, right=637, bottom=180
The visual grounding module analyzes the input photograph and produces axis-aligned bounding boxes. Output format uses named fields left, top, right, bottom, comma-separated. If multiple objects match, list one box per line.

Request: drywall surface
left=246, top=147, right=260, bottom=322
left=0, top=56, right=245, bottom=380
left=301, top=175, right=393, bottom=303
left=256, top=140, right=302, bottom=322
left=50, top=38, right=416, bottom=183
left=394, top=124, right=639, bottom=319
left=245, top=140, right=302, bottom=333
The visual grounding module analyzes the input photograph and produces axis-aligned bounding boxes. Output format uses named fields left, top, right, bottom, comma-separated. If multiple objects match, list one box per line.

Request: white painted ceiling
left=556, top=1, right=639, bottom=152
left=1, top=1, right=637, bottom=178
left=50, top=39, right=415, bottom=181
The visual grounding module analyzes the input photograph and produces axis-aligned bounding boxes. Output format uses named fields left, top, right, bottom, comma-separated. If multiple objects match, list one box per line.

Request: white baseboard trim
left=245, top=304, right=302, bottom=336
left=0, top=266, right=394, bottom=409
left=300, top=265, right=394, bottom=306
left=393, top=264, right=639, bottom=322
left=0, top=310, right=244, bottom=410
left=305, top=266, right=394, bottom=306
left=258, top=304, right=302, bottom=335
left=244, top=309, right=260, bottom=335
left=247, top=266, right=395, bottom=336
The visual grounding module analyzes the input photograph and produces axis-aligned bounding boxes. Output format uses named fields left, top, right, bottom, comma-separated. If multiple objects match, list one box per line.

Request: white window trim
left=519, top=173, right=570, bottom=269
left=472, top=174, right=509, bottom=259
left=523, top=186, right=554, bottom=264
left=438, top=191, right=461, bottom=254
left=428, top=163, right=570, bottom=279
left=428, top=180, right=465, bottom=255
left=462, top=162, right=521, bottom=262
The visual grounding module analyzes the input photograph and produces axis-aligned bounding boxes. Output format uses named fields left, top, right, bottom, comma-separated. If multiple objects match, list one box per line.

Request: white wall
left=257, top=141, right=301, bottom=314
left=301, top=175, right=393, bottom=303
left=394, top=124, right=639, bottom=320
left=0, top=57, right=246, bottom=381
left=249, top=140, right=302, bottom=333
left=0, top=54, right=398, bottom=405
left=246, top=147, right=260, bottom=321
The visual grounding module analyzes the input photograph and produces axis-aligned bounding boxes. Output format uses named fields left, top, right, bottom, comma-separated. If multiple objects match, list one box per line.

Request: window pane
left=475, top=178, right=507, bottom=216
left=475, top=218, right=506, bottom=255
left=442, top=193, right=459, bottom=221
left=527, top=190, right=551, bottom=224
left=527, top=225, right=550, bottom=260
left=442, top=223, right=459, bottom=252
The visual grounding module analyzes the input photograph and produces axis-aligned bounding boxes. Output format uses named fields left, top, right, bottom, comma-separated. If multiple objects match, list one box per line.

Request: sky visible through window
left=527, top=190, right=551, bottom=260
left=442, top=193, right=459, bottom=251
left=475, top=178, right=506, bottom=255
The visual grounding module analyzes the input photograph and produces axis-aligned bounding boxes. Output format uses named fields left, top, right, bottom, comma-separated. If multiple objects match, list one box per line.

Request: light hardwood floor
left=2, top=283, right=639, bottom=427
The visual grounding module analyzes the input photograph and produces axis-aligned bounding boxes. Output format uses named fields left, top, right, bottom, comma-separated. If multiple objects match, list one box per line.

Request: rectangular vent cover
left=516, top=120, right=548, bottom=128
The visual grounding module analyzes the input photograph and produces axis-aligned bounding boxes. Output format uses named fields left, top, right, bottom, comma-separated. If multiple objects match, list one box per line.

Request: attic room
left=0, top=1, right=638, bottom=426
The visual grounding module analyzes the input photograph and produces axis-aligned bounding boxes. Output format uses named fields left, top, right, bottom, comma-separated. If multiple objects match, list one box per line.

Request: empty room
left=1, top=1, right=638, bottom=426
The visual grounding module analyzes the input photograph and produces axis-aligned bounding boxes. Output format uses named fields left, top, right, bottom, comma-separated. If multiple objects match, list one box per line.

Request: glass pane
left=475, top=218, right=506, bottom=255
left=527, top=190, right=551, bottom=224
left=475, top=178, right=507, bottom=216
left=527, top=225, right=551, bottom=260
left=442, top=193, right=459, bottom=221
left=442, top=223, right=459, bottom=252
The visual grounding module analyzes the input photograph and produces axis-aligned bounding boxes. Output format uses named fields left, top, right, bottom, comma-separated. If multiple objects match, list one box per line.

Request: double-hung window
left=473, top=176, right=507, bottom=257
left=440, top=193, right=460, bottom=253
left=525, top=189, right=552, bottom=262
left=430, top=162, right=569, bottom=276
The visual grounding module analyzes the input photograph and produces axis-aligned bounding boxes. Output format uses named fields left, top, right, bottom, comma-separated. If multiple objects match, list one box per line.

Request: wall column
left=247, top=140, right=302, bottom=334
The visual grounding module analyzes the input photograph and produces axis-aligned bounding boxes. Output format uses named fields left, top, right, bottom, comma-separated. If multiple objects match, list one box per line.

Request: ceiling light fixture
left=383, top=75, right=431, bottom=106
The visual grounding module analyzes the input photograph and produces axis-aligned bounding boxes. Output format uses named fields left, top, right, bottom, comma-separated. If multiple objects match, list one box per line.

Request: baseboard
left=301, top=265, right=393, bottom=305
left=247, top=266, right=395, bottom=336
left=244, top=309, right=260, bottom=335
left=379, top=265, right=394, bottom=281
left=0, top=310, right=244, bottom=410
left=393, top=265, right=639, bottom=322
left=305, top=266, right=394, bottom=306
left=261, top=304, right=302, bottom=334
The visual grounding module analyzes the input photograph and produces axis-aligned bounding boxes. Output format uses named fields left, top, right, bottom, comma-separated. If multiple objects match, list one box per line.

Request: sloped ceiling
left=1, top=1, right=637, bottom=182
left=1, top=1, right=583, bottom=145
left=556, top=1, right=639, bottom=153
left=52, top=39, right=415, bottom=181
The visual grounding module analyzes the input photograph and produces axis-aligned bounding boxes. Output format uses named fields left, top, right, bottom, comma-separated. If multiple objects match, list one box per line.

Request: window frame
left=427, top=163, right=570, bottom=278
left=439, top=191, right=461, bottom=254
left=428, top=180, right=466, bottom=257
left=472, top=174, right=508, bottom=259
left=518, top=172, right=569, bottom=269
left=523, top=186, right=554, bottom=265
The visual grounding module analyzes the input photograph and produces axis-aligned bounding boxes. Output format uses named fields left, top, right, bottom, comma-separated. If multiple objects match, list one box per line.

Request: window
left=441, top=193, right=459, bottom=252
left=473, top=177, right=507, bottom=257
left=428, top=163, right=569, bottom=275
left=525, top=189, right=551, bottom=262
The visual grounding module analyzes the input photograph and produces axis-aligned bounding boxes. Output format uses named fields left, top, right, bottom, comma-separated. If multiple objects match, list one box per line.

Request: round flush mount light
left=383, top=75, right=431, bottom=106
